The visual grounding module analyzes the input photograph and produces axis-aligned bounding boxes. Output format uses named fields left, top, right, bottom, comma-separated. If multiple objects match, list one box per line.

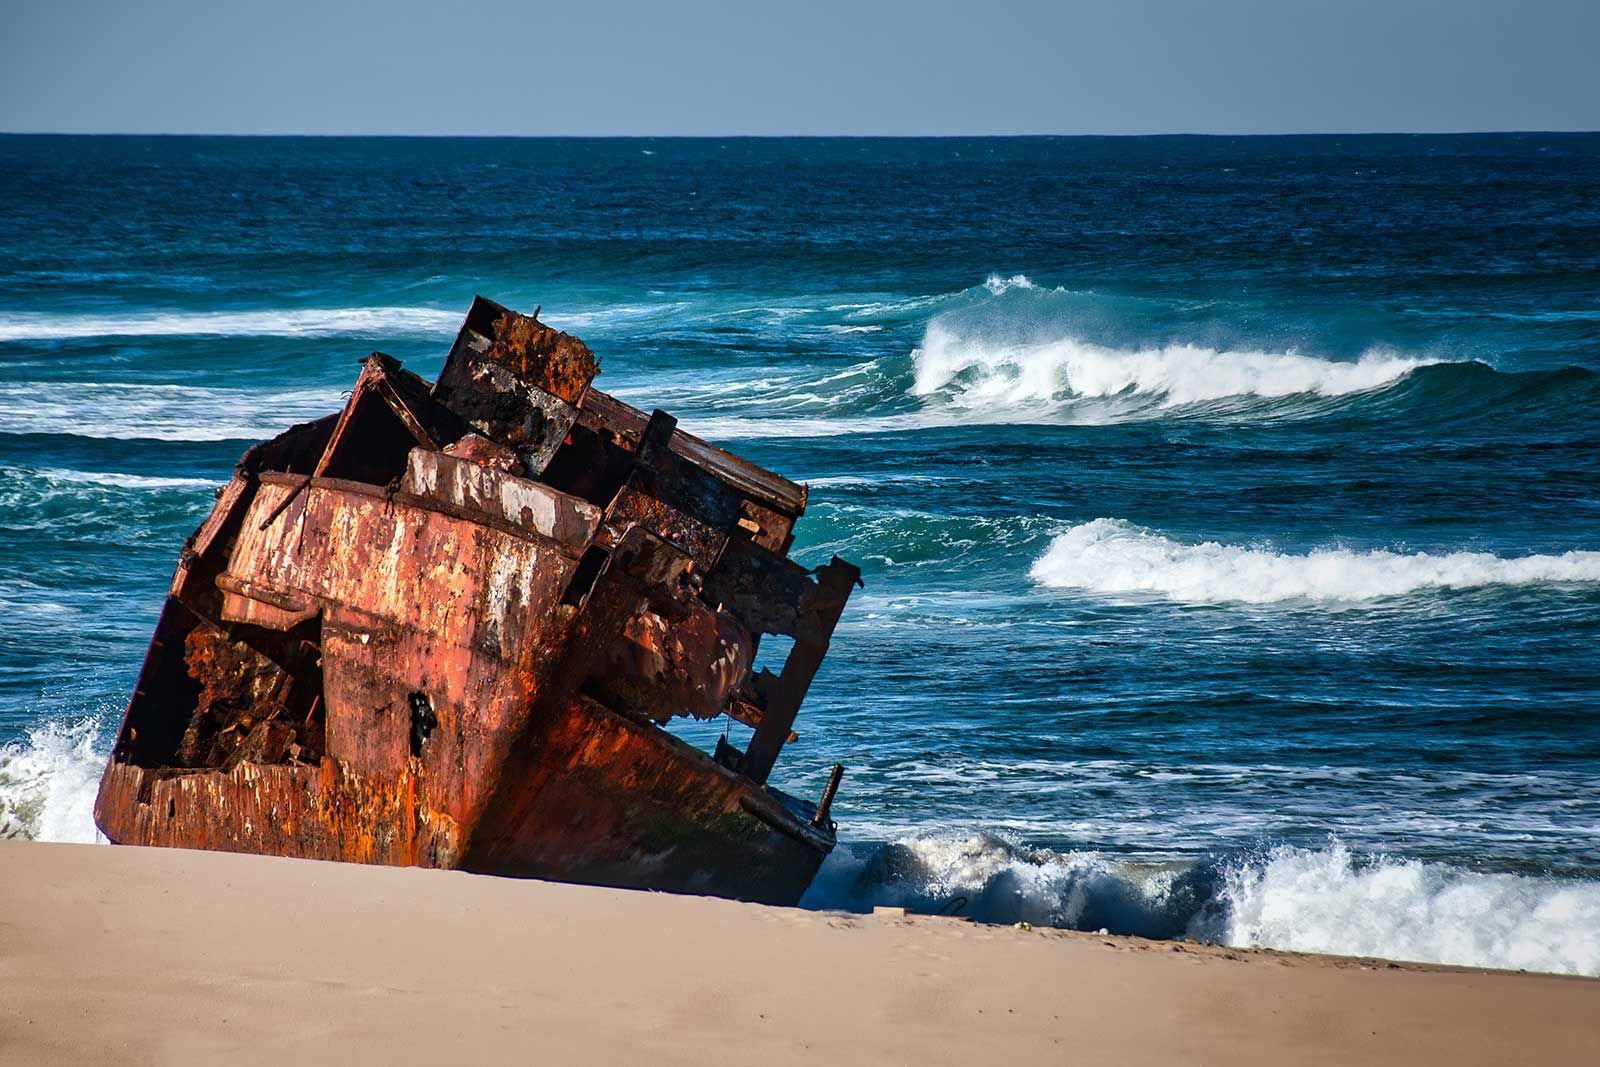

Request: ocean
left=1, top=134, right=1596, bottom=975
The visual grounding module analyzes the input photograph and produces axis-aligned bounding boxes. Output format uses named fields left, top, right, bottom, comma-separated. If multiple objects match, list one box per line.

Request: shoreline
left=2, top=841, right=1595, bottom=1064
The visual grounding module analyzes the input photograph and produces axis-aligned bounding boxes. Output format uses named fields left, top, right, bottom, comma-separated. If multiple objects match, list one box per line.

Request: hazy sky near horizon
left=2, top=0, right=1596, bottom=135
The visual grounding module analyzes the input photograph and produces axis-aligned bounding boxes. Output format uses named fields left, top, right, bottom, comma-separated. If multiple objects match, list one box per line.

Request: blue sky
left=2, top=0, right=1596, bottom=135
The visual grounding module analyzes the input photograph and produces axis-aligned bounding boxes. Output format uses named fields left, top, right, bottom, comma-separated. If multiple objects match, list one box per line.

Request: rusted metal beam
left=740, top=556, right=861, bottom=785
left=580, top=388, right=808, bottom=519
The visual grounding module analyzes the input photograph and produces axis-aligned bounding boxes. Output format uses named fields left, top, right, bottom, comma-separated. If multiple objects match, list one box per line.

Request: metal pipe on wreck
left=813, top=763, right=844, bottom=828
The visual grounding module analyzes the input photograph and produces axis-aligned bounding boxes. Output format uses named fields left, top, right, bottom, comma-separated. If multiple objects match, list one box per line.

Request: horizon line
left=3, top=129, right=1598, bottom=140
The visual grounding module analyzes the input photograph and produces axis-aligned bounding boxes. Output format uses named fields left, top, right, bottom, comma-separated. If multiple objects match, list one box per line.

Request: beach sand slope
left=0, top=841, right=1594, bottom=1065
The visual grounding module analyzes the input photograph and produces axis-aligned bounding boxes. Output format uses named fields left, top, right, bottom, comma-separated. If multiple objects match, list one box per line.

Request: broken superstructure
left=94, top=297, right=859, bottom=906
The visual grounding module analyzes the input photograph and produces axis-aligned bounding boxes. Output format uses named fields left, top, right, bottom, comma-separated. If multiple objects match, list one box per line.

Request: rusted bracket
left=726, top=698, right=798, bottom=743
left=372, top=372, right=440, bottom=452
left=258, top=473, right=313, bottom=531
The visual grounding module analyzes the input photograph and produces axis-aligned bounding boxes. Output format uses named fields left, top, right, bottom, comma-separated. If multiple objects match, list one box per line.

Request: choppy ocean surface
left=2, top=135, right=1596, bottom=975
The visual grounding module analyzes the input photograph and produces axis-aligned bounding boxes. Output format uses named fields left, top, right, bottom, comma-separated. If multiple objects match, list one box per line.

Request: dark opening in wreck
left=94, top=296, right=861, bottom=906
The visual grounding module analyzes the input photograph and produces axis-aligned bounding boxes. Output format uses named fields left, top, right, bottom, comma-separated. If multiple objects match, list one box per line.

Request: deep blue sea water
left=2, top=134, right=1597, bottom=973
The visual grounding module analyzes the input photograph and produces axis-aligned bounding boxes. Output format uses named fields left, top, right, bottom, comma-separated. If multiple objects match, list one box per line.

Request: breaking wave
left=0, top=306, right=460, bottom=342
left=912, top=320, right=1443, bottom=410
left=803, top=833, right=1600, bottom=976
left=0, top=718, right=107, bottom=844
left=664, top=277, right=1595, bottom=438
left=1030, top=519, right=1600, bottom=605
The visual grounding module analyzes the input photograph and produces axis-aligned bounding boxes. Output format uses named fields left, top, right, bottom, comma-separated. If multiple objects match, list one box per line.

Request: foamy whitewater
left=805, top=835, right=1600, bottom=977
left=678, top=318, right=1456, bottom=439
left=4, top=135, right=1597, bottom=980
left=912, top=322, right=1439, bottom=410
left=0, top=719, right=106, bottom=845
left=0, top=381, right=343, bottom=441
left=0, top=306, right=461, bottom=342
left=1030, top=519, right=1600, bottom=605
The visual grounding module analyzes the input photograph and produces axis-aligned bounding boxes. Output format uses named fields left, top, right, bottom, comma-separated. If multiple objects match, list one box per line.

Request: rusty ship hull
left=94, top=297, right=859, bottom=906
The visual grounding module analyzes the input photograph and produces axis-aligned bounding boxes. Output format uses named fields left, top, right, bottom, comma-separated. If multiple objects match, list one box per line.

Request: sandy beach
left=0, top=841, right=1593, bottom=1065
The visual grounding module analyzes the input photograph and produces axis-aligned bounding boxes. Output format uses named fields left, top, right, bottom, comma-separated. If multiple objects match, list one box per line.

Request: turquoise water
left=1, top=135, right=1597, bottom=972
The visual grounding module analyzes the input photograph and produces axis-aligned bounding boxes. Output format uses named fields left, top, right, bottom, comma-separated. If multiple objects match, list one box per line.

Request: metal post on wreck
left=812, top=763, right=844, bottom=829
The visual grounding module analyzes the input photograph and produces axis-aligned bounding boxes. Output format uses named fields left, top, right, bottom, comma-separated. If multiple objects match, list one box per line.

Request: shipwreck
left=93, top=297, right=860, bottom=906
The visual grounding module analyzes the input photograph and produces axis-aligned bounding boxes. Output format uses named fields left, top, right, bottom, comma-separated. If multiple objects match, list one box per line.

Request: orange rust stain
left=487, top=311, right=599, bottom=405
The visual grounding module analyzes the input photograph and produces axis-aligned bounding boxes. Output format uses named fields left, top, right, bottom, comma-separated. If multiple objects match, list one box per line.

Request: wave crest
left=803, top=833, right=1600, bottom=976
left=912, top=321, right=1440, bottom=410
left=982, top=273, right=1039, bottom=295
left=1030, top=519, right=1600, bottom=604
left=804, top=833, right=1213, bottom=937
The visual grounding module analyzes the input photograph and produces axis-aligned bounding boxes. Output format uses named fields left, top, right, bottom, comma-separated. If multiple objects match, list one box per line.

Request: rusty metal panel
left=580, top=387, right=808, bottom=518
left=592, top=409, right=743, bottom=569
left=223, top=473, right=593, bottom=833
left=314, top=354, right=465, bottom=485
left=593, top=603, right=754, bottom=722
left=459, top=692, right=829, bottom=904
left=316, top=616, right=552, bottom=832
left=432, top=296, right=599, bottom=473
left=401, top=448, right=600, bottom=547
left=95, top=758, right=461, bottom=869
left=736, top=497, right=794, bottom=554
left=227, top=478, right=576, bottom=658
left=216, top=573, right=316, bottom=630
left=703, top=533, right=825, bottom=640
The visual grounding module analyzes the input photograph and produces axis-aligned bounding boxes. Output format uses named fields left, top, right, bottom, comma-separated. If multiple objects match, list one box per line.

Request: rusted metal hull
left=95, top=689, right=828, bottom=904
left=94, top=298, right=857, bottom=906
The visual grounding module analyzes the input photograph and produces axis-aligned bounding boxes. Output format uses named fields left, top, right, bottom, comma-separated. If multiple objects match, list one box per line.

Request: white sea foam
left=803, top=833, right=1218, bottom=937
left=31, top=467, right=219, bottom=492
left=913, top=321, right=1440, bottom=409
left=0, top=301, right=730, bottom=342
left=681, top=315, right=1450, bottom=441
left=800, top=474, right=950, bottom=489
left=0, top=306, right=460, bottom=342
left=982, top=273, right=1039, bottom=294
left=682, top=413, right=931, bottom=440
left=0, top=381, right=340, bottom=441
left=1216, top=842, right=1600, bottom=975
left=803, top=833, right=1600, bottom=976
left=0, top=719, right=107, bottom=844
left=544, top=301, right=691, bottom=329
left=1030, top=519, right=1600, bottom=604
left=826, top=294, right=948, bottom=318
